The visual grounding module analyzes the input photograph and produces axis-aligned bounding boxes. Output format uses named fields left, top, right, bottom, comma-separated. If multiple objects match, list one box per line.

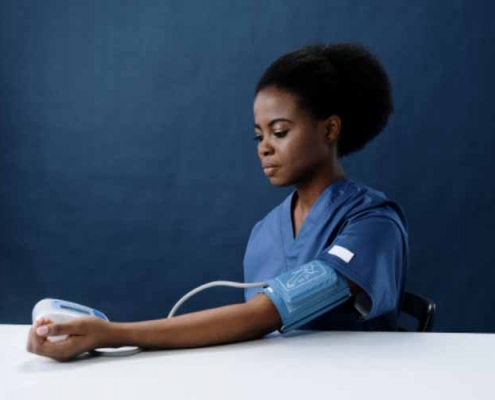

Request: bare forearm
left=107, top=294, right=281, bottom=349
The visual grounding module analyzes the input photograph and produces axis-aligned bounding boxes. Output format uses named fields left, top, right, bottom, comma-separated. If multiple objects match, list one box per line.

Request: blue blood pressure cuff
left=262, top=260, right=352, bottom=333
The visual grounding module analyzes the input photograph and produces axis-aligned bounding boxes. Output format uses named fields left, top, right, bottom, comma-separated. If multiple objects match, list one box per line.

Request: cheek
left=280, top=135, right=328, bottom=177
left=281, top=136, right=314, bottom=164
left=300, top=130, right=329, bottom=159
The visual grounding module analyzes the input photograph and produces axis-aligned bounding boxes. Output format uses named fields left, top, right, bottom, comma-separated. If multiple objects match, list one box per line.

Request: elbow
left=245, top=294, right=282, bottom=338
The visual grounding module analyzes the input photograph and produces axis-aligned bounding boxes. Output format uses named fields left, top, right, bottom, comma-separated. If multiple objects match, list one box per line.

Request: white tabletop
left=1, top=324, right=494, bottom=400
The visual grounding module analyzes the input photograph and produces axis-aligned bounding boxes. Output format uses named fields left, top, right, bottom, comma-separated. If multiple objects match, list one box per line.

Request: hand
left=27, top=316, right=115, bottom=362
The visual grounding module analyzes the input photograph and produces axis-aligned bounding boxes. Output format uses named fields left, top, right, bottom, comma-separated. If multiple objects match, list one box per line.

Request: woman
left=27, top=43, right=408, bottom=361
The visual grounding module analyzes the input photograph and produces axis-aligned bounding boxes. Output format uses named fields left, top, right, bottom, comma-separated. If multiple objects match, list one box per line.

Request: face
left=253, top=87, right=334, bottom=187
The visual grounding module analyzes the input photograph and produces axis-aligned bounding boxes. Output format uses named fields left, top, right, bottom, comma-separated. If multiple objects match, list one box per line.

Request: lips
left=262, top=163, right=279, bottom=175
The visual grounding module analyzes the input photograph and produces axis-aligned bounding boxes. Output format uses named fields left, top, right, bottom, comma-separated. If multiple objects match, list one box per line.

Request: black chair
left=398, top=291, right=436, bottom=332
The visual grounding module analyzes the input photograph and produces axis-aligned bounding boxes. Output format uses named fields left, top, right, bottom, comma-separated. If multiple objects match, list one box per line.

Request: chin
left=267, top=176, right=293, bottom=187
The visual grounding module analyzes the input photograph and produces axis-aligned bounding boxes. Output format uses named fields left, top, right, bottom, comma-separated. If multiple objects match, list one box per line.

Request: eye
left=274, top=130, right=289, bottom=138
left=253, top=134, right=263, bottom=143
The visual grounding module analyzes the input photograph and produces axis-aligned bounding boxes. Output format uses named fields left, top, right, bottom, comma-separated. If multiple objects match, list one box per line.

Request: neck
left=294, top=160, right=346, bottom=215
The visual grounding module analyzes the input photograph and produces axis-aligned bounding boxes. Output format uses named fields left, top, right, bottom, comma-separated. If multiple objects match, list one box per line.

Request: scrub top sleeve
left=316, top=216, right=406, bottom=320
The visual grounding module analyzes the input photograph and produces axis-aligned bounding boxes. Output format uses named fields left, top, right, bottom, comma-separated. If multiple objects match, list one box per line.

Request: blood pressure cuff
left=262, top=259, right=352, bottom=333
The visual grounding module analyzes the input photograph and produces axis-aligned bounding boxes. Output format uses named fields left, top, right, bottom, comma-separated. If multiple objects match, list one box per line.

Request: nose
left=258, top=137, right=274, bottom=158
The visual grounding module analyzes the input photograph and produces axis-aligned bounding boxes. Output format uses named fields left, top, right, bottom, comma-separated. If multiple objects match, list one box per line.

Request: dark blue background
left=1, top=0, right=494, bottom=332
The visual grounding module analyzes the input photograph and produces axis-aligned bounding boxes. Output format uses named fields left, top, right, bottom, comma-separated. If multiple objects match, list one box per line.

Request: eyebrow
left=254, top=118, right=293, bottom=130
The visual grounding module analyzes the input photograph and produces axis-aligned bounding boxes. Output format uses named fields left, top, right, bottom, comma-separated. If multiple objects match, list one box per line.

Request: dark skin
left=27, top=86, right=358, bottom=362
left=254, top=87, right=346, bottom=236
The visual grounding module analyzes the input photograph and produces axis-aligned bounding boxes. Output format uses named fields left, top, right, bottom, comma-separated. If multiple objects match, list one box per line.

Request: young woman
left=27, top=43, right=408, bottom=361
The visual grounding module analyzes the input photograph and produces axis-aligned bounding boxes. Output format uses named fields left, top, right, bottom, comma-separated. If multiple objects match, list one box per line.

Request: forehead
left=253, top=87, right=300, bottom=122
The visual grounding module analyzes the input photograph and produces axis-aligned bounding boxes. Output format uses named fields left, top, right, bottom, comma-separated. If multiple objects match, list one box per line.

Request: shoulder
left=341, top=179, right=409, bottom=238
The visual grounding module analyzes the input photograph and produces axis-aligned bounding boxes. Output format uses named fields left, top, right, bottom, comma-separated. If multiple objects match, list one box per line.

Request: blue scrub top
left=243, top=178, right=409, bottom=331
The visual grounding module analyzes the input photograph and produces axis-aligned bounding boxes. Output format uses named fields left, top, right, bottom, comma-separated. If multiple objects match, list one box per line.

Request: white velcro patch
left=328, top=245, right=354, bottom=263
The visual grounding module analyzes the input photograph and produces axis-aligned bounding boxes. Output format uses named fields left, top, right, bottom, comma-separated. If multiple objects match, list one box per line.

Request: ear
left=324, top=115, right=342, bottom=143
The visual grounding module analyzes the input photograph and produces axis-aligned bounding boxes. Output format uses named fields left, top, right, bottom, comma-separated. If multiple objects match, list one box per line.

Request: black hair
left=255, top=43, right=393, bottom=157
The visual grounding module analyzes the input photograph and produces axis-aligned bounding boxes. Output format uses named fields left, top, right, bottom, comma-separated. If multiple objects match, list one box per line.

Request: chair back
left=399, top=291, right=436, bottom=332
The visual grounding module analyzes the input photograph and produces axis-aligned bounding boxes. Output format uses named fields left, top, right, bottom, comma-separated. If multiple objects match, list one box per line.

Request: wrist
left=100, top=321, right=129, bottom=348
left=105, top=321, right=147, bottom=348
left=108, top=319, right=175, bottom=349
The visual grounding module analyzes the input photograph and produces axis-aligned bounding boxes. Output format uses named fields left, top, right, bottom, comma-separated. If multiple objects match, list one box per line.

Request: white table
left=1, top=324, right=494, bottom=400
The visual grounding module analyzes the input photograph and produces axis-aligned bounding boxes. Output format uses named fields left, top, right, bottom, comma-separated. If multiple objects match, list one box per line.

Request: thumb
left=36, top=321, right=78, bottom=337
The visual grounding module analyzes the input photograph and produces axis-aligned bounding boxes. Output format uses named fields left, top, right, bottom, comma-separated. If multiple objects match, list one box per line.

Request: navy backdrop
left=1, top=0, right=494, bottom=332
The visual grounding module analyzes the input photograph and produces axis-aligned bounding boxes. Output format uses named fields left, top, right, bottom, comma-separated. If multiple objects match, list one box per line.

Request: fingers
left=37, top=336, right=88, bottom=362
left=27, top=318, right=51, bottom=353
left=27, top=318, right=74, bottom=359
left=27, top=327, right=86, bottom=362
left=26, top=317, right=100, bottom=362
left=35, top=319, right=81, bottom=338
